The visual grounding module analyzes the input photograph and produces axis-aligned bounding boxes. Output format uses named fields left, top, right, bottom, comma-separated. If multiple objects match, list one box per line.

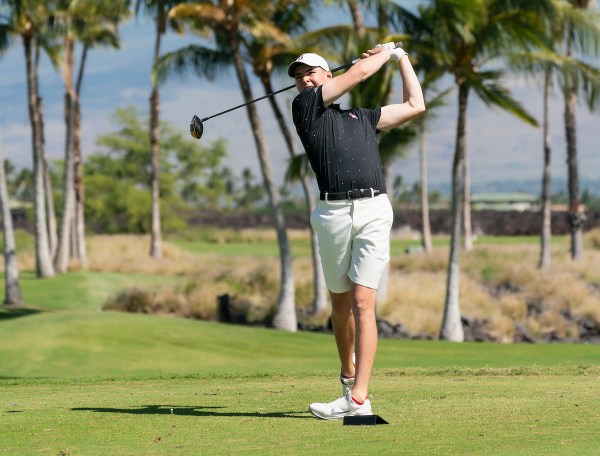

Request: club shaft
left=200, top=84, right=294, bottom=123
left=200, top=62, right=354, bottom=123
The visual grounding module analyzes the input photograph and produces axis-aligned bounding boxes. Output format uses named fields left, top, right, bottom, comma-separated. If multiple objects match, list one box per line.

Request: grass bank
left=3, top=367, right=600, bottom=455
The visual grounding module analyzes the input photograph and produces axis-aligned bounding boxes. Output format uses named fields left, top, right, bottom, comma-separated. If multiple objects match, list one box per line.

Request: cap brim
left=288, top=61, right=303, bottom=78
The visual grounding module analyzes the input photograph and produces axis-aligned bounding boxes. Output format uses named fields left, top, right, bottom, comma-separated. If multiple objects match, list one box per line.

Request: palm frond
left=153, top=44, right=231, bottom=85
left=81, top=27, right=119, bottom=48
left=561, top=2, right=600, bottom=57
left=168, top=2, right=223, bottom=27
left=378, top=126, right=418, bottom=166
left=385, top=0, right=431, bottom=36
left=0, top=24, right=12, bottom=53
left=284, top=24, right=356, bottom=63
left=469, top=71, right=538, bottom=126
left=561, top=56, right=600, bottom=110
left=285, top=153, right=312, bottom=182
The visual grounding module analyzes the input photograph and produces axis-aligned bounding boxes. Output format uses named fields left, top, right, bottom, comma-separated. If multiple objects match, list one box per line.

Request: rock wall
left=187, top=208, right=600, bottom=236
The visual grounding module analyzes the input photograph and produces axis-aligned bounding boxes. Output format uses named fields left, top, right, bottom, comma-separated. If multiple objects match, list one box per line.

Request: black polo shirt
left=292, top=86, right=385, bottom=194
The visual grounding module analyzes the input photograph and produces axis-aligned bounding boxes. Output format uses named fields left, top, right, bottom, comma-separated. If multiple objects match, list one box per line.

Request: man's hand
left=361, top=45, right=390, bottom=60
left=378, top=42, right=407, bottom=62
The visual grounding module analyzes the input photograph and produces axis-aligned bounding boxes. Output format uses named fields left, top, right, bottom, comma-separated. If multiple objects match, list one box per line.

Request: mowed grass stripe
left=2, top=307, right=600, bottom=379
left=2, top=373, right=599, bottom=455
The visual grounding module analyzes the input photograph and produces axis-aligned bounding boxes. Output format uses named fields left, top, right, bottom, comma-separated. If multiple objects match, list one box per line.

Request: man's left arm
left=377, top=53, right=426, bottom=132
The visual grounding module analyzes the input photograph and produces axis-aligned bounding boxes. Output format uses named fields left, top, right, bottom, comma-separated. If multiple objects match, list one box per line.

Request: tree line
left=1, top=0, right=599, bottom=341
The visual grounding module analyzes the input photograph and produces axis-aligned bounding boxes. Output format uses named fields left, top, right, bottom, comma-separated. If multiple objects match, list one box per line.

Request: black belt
left=320, top=188, right=386, bottom=201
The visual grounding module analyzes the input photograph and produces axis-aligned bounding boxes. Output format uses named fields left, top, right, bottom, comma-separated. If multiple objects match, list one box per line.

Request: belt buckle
left=347, top=189, right=360, bottom=199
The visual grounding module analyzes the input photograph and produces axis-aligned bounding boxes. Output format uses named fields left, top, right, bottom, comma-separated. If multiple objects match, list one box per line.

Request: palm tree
left=508, top=1, right=600, bottom=267
left=52, top=0, right=129, bottom=272
left=412, top=81, right=452, bottom=253
left=416, top=0, right=555, bottom=341
left=2, top=0, right=56, bottom=278
left=164, top=0, right=297, bottom=331
left=136, top=0, right=184, bottom=259
left=52, top=0, right=80, bottom=273
left=0, top=130, right=24, bottom=308
left=72, top=1, right=129, bottom=268
left=561, top=0, right=600, bottom=261
left=540, top=65, right=553, bottom=268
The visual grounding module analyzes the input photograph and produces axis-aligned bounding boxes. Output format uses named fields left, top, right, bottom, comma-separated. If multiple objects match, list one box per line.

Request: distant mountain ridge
left=428, top=177, right=600, bottom=197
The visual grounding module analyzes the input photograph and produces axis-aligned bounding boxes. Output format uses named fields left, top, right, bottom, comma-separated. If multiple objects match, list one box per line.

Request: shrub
left=103, top=288, right=158, bottom=314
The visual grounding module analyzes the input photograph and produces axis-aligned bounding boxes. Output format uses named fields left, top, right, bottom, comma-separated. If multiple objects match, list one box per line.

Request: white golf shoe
left=308, top=387, right=372, bottom=420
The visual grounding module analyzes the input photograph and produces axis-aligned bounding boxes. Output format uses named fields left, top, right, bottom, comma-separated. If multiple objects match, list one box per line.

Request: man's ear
left=326, top=71, right=333, bottom=79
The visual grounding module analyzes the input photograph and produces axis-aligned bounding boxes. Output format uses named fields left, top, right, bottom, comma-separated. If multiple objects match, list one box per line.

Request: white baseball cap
left=287, top=53, right=330, bottom=77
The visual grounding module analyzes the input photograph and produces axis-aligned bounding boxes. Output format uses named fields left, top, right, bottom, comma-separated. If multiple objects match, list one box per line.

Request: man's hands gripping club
left=377, top=42, right=408, bottom=61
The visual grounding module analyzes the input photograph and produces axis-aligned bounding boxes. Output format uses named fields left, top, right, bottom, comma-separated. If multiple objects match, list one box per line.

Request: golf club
left=190, top=42, right=403, bottom=139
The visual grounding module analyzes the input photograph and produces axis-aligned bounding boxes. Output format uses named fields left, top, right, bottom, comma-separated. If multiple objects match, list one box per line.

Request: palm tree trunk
left=55, top=40, right=77, bottom=273
left=43, top=151, right=58, bottom=258
left=419, top=125, right=433, bottom=253
left=564, top=35, right=583, bottom=261
left=539, top=67, right=552, bottom=269
left=149, top=7, right=164, bottom=259
left=440, top=83, right=467, bottom=342
left=347, top=0, right=366, bottom=40
left=54, top=92, right=76, bottom=272
left=70, top=202, right=78, bottom=258
left=230, top=43, right=296, bottom=331
left=462, top=141, right=473, bottom=251
left=24, top=34, right=54, bottom=278
left=262, top=78, right=327, bottom=315
left=36, top=95, right=58, bottom=262
left=73, top=45, right=88, bottom=268
left=0, top=130, right=24, bottom=308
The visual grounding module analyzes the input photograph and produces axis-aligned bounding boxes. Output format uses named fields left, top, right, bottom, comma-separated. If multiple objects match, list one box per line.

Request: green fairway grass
left=1, top=270, right=599, bottom=379
left=2, top=368, right=599, bottom=455
left=1, top=258, right=598, bottom=454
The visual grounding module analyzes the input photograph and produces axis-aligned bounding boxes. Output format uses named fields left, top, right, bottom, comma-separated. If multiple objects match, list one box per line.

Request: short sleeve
left=359, top=107, right=382, bottom=131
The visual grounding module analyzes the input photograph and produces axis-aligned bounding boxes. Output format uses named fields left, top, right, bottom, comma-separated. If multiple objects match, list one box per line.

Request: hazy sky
left=1, top=5, right=599, bottom=195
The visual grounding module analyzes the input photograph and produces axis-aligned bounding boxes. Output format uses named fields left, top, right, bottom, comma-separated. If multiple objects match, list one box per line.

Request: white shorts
left=310, top=194, right=393, bottom=293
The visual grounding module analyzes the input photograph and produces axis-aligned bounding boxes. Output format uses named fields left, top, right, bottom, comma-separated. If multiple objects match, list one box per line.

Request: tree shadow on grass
left=0, top=308, right=42, bottom=321
left=72, top=404, right=310, bottom=419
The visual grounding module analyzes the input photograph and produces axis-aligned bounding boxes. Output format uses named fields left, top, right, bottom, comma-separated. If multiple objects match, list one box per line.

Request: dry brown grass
left=87, top=235, right=202, bottom=275
left=7, top=228, right=600, bottom=341
left=381, top=231, right=600, bottom=341
left=86, top=233, right=320, bottom=323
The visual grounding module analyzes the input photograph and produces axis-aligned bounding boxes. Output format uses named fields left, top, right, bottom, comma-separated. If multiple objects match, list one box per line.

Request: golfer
left=288, top=43, right=425, bottom=419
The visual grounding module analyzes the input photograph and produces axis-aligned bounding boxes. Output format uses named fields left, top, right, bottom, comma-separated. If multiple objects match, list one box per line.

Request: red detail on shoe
left=341, top=373, right=355, bottom=380
left=351, top=396, right=365, bottom=405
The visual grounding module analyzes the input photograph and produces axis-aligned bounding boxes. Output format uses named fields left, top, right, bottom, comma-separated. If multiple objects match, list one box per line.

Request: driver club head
left=190, top=115, right=204, bottom=139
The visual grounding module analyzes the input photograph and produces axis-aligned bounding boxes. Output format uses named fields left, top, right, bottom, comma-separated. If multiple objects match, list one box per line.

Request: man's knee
left=351, top=284, right=377, bottom=315
left=330, top=291, right=352, bottom=315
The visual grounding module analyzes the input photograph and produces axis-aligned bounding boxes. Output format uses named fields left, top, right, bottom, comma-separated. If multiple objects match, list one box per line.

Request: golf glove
left=378, top=42, right=408, bottom=62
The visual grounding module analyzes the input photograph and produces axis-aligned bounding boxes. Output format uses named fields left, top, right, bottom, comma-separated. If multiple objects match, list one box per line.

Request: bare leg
left=329, top=290, right=355, bottom=378
left=350, top=283, right=378, bottom=402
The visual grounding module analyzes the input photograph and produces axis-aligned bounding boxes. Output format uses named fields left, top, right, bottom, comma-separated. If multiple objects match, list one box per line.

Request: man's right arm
left=376, top=55, right=426, bottom=131
left=320, top=46, right=391, bottom=107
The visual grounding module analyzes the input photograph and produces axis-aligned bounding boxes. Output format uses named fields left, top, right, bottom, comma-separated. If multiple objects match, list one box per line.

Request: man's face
left=293, top=64, right=332, bottom=92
